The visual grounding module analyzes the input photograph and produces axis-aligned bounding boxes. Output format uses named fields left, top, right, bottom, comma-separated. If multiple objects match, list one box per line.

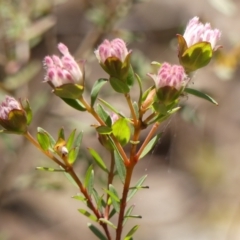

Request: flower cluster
left=183, top=16, right=221, bottom=51
left=0, top=96, right=21, bottom=120
left=149, top=63, right=188, bottom=91
left=95, top=38, right=129, bottom=63
left=44, top=43, right=84, bottom=88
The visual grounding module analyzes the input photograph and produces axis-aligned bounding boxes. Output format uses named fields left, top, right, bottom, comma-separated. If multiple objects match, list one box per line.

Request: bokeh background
left=1, top=0, right=240, bottom=239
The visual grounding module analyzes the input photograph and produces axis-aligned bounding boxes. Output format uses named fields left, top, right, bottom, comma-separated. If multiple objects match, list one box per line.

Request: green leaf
left=184, top=87, right=218, bottom=105
left=139, top=133, right=162, bottom=159
left=84, top=165, right=94, bottom=195
left=127, top=175, right=148, bottom=202
left=113, top=150, right=126, bottom=183
left=95, top=104, right=112, bottom=127
left=88, top=148, right=108, bottom=173
left=88, top=223, right=107, bottom=240
left=99, top=218, right=117, bottom=229
left=132, top=101, right=139, bottom=119
left=66, top=129, right=76, bottom=150
left=72, top=195, right=87, bottom=202
left=68, top=147, right=79, bottom=164
left=78, top=209, right=97, bottom=222
left=73, top=131, right=83, bottom=148
left=35, top=167, right=65, bottom=172
left=54, top=83, right=83, bottom=99
left=98, top=98, right=125, bottom=119
left=181, top=42, right=213, bottom=72
left=112, top=118, right=131, bottom=146
left=124, top=225, right=139, bottom=240
left=126, top=66, right=135, bottom=87
left=123, top=205, right=135, bottom=225
left=61, top=98, right=86, bottom=111
left=104, top=185, right=120, bottom=213
left=135, top=73, right=143, bottom=106
left=109, top=77, right=130, bottom=93
left=21, top=99, right=32, bottom=125
left=92, top=189, right=105, bottom=212
left=58, top=127, right=65, bottom=141
left=64, top=171, right=78, bottom=188
left=91, top=78, right=108, bottom=107
left=37, top=132, right=50, bottom=151
left=96, top=126, right=113, bottom=135
left=37, top=127, right=55, bottom=150
left=109, top=208, right=117, bottom=219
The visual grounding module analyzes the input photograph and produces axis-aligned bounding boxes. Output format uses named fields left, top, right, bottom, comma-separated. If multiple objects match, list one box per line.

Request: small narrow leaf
left=109, top=208, right=117, bottom=219
left=84, top=165, right=94, bottom=195
left=109, top=77, right=130, bottom=93
left=95, top=104, right=112, bottom=127
left=135, top=73, right=143, bottom=107
left=73, top=131, right=83, bottom=148
left=139, top=133, right=162, bottom=159
left=88, top=223, right=107, bottom=240
left=132, top=101, right=139, bottom=119
left=91, top=78, right=108, bottom=107
left=36, top=167, right=65, bottom=172
left=78, top=209, right=97, bottom=222
left=88, top=148, right=108, bottom=173
left=98, top=98, right=125, bottom=118
left=104, top=187, right=120, bottom=213
left=68, top=147, right=79, bottom=164
left=72, top=195, right=87, bottom=202
left=113, top=150, right=126, bottom=183
left=123, top=205, right=135, bottom=225
left=37, top=127, right=55, bottom=150
left=124, top=225, right=139, bottom=240
left=66, top=129, right=76, bottom=150
left=96, top=126, right=112, bottom=135
left=127, top=175, right=148, bottom=202
left=64, top=171, right=78, bottom=188
left=99, top=218, right=117, bottom=229
left=58, top=127, right=65, bottom=141
left=61, top=98, right=86, bottom=111
left=92, top=189, right=104, bottom=212
left=37, top=132, right=50, bottom=151
left=184, top=87, right=218, bottom=105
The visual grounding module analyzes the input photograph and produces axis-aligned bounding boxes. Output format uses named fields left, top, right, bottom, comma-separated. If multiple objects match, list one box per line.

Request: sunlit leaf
left=112, top=118, right=131, bottom=146
left=96, top=126, right=112, bottom=135
left=78, top=209, right=97, bottom=222
left=35, top=167, right=65, bottom=172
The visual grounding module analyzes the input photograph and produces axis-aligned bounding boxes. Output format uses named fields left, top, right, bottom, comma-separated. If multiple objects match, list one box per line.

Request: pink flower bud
left=183, top=16, right=221, bottom=51
left=148, top=63, right=188, bottom=90
left=0, top=96, right=21, bottom=120
left=43, top=43, right=84, bottom=87
left=95, top=38, right=129, bottom=63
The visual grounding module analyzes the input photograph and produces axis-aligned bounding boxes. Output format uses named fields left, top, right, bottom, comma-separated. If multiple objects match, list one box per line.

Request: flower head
left=95, top=38, right=130, bottom=63
left=149, top=63, right=188, bottom=90
left=183, top=16, right=221, bottom=51
left=0, top=96, right=28, bottom=133
left=0, top=96, right=21, bottom=120
left=43, top=43, right=84, bottom=88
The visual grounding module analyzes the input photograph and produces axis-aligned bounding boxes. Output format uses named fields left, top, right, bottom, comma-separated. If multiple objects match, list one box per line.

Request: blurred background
left=0, top=0, right=240, bottom=239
